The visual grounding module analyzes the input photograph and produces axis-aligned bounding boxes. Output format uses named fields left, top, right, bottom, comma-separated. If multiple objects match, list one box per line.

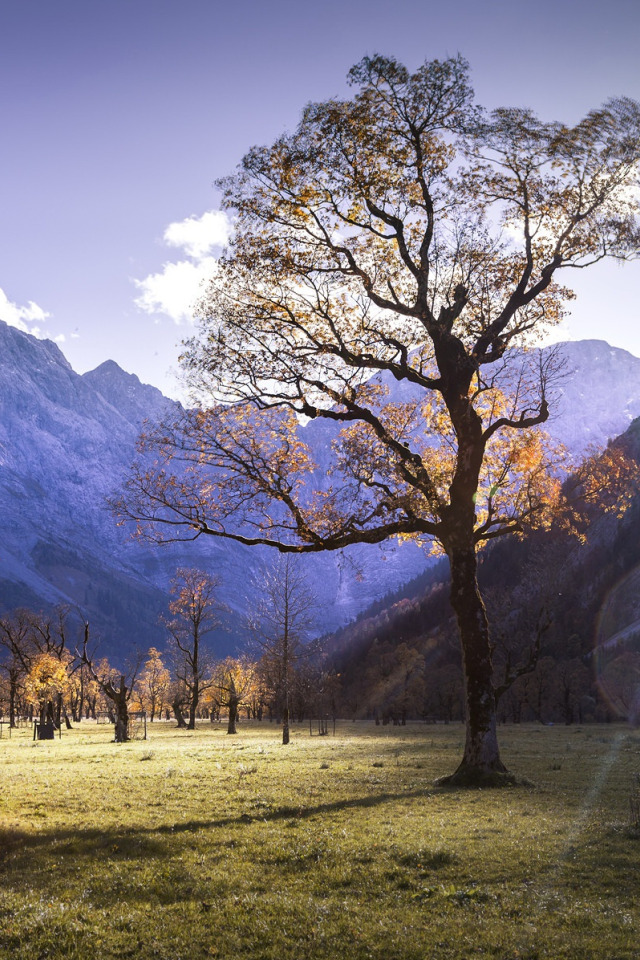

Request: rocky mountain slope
left=1, top=319, right=639, bottom=660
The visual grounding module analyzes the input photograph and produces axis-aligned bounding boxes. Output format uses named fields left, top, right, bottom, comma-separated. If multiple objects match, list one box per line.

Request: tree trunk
left=441, top=546, right=508, bottom=786
left=37, top=702, right=55, bottom=739
left=78, top=671, right=84, bottom=723
left=9, top=672, right=18, bottom=728
left=227, top=697, right=239, bottom=734
left=113, top=680, right=129, bottom=742
left=173, top=698, right=187, bottom=728
left=55, top=693, right=63, bottom=730
left=113, top=707, right=129, bottom=743
left=188, top=676, right=199, bottom=730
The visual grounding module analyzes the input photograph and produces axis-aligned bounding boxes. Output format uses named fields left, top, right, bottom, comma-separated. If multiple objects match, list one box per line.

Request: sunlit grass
left=1, top=721, right=639, bottom=959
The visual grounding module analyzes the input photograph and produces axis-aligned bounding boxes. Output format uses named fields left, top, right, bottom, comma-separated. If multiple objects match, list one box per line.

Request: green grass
left=1, top=721, right=639, bottom=959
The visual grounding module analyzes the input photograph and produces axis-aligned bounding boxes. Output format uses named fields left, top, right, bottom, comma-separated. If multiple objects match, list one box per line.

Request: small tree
left=164, top=569, right=223, bottom=730
left=80, top=627, right=141, bottom=742
left=119, top=55, right=640, bottom=784
left=0, top=611, right=31, bottom=727
left=211, top=657, right=256, bottom=734
left=24, top=652, right=71, bottom=739
left=135, top=647, right=171, bottom=720
left=249, top=555, right=316, bottom=744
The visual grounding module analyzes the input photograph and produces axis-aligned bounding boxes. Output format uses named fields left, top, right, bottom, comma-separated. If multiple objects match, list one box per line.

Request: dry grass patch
left=0, top=721, right=639, bottom=959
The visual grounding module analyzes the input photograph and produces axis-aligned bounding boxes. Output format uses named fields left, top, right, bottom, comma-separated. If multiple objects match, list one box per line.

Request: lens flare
left=593, top=571, right=640, bottom=724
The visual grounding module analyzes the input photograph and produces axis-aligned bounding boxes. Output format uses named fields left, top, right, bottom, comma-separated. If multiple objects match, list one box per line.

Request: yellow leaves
left=168, top=569, right=221, bottom=624
left=24, top=653, right=71, bottom=707
left=134, top=648, right=171, bottom=716
left=476, top=425, right=564, bottom=534
left=564, top=443, right=640, bottom=527
left=209, top=656, right=257, bottom=706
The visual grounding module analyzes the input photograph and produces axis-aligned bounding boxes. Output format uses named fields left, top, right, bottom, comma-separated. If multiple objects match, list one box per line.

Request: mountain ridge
left=2, top=318, right=640, bottom=660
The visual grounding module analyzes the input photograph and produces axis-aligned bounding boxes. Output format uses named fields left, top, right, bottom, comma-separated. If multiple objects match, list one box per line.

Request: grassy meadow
left=1, top=720, right=639, bottom=960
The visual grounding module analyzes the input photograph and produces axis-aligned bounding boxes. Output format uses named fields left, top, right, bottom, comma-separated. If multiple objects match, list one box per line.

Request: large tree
left=120, top=55, right=640, bottom=784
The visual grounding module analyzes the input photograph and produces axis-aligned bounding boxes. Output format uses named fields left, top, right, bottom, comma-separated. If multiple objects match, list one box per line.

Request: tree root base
left=435, top=766, right=534, bottom=789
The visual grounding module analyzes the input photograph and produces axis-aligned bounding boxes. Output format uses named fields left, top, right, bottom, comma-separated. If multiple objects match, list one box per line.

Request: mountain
left=542, top=339, right=640, bottom=455
left=1, top=319, right=640, bottom=660
left=322, top=416, right=640, bottom=724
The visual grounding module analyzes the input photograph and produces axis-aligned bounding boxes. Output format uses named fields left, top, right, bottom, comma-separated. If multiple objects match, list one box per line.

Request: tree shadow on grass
left=0, top=787, right=435, bottom=906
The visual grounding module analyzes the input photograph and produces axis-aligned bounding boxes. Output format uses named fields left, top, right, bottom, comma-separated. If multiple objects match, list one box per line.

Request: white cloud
left=134, top=210, right=232, bottom=324
left=0, top=287, right=50, bottom=338
left=164, top=210, right=231, bottom=259
left=134, top=256, right=218, bottom=323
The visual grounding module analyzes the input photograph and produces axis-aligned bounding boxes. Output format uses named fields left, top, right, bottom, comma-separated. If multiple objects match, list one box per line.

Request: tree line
left=0, top=562, right=335, bottom=744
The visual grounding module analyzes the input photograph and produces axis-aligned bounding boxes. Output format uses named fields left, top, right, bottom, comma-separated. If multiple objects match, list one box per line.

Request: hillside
left=322, top=418, right=640, bottom=724
left=2, top=319, right=640, bottom=660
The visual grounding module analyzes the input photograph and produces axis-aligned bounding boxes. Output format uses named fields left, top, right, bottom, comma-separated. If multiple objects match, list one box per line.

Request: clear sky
left=1, top=0, right=639, bottom=398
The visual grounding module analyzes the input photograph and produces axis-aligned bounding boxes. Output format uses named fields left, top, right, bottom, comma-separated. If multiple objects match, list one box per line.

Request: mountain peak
left=85, top=358, right=148, bottom=388
left=0, top=317, right=73, bottom=372
left=82, top=358, right=176, bottom=425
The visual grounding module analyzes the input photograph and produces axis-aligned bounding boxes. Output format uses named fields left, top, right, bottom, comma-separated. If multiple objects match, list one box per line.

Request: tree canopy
left=119, top=55, right=640, bottom=782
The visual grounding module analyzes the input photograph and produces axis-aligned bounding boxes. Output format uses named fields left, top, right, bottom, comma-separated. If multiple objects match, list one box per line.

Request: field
left=1, top=720, right=639, bottom=960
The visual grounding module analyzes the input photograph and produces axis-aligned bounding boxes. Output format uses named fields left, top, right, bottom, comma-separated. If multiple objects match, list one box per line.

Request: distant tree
left=24, top=652, right=71, bottom=738
left=0, top=610, right=31, bottom=726
left=164, top=569, right=224, bottom=730
left=600, top=651, right=640, bottom=723
left=424, top=662, right=464, bottom=724
left=553, top=657, right=591, bottom=725
left=0, top=607, right=75, bottom=730
left=210, top=657, right=256, bottom=734
left=249, top=555, right=316, bottom=744
left=80, top=626, right=142, bottom=742
left=244, top=668, right=268, bottom=721
left=119, top=55, right=640, bottom=784
left=135, top=647, right=171, bottom=720
left=67, top=662, right=100, bottom=722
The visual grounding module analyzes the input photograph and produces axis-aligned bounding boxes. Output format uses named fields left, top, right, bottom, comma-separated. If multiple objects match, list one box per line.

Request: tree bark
left=112, top=678, right=130, bottom=742
left=227, top=697, right=239, bottom=734
left=188, top=674, right=199, bottom=730
left=173, top=698, right=187, bottom=728
left=9, top=671, right=18, bottom=728
left=282, top=622, right=290, bottom=745
left=114, top=710, right=128, bottom=742
left=441, top=545, right=508, bottom=785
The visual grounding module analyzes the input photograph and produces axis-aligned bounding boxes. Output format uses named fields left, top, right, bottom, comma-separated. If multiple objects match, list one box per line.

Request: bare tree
left=0, top=610, right=32, bottom=727
left=163, top=568, right=223, bottom=729
left=249, top=555, right=316, bottom=744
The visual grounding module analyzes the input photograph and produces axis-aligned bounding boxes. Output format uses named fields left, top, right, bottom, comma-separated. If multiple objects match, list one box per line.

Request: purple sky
left=1, top=0, right=639, bottom=398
